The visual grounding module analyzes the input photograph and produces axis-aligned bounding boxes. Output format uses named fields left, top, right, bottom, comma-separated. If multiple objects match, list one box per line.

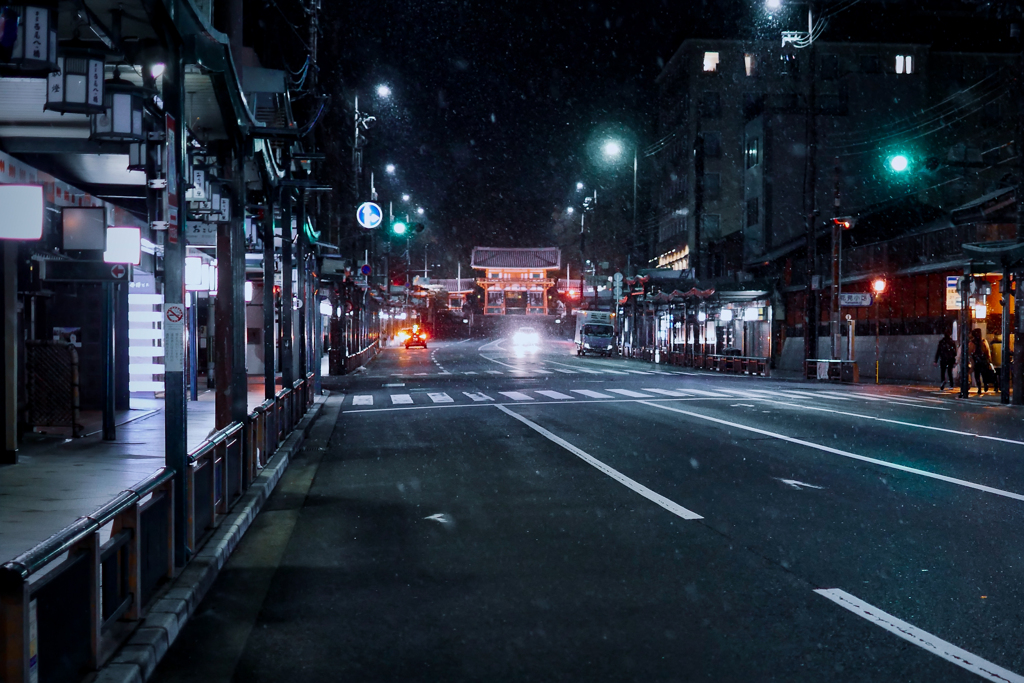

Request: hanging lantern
left=44, top=41, right=105, bottom=115
left=0, top=2, right=59, bottom=77
left=90, top=70, right=147, bottom=142
left=127, top=140, right=163, bottom=172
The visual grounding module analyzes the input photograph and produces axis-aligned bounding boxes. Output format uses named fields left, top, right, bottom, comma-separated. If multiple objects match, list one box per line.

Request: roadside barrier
left=0, top=372, right=317, bottom=683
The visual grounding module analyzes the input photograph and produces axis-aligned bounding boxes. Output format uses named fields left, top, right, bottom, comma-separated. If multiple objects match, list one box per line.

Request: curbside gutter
left=92, top=393, right=329, bottom=683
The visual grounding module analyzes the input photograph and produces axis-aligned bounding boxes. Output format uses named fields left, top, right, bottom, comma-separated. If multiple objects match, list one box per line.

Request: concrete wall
left=779, top=334, right=943, bottom=383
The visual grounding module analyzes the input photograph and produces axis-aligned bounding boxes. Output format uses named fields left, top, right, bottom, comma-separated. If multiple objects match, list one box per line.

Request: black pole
left=263, top=199, right=276, bottom=400
left=959, top=275, right=971, bottom=398
left=102, top=281, right=117, bottom=440
left=281, top=191, right=294, bottom=388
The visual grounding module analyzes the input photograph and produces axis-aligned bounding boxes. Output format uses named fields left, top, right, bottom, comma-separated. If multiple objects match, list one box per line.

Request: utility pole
left=802, top=2, right=820, bottom=365
left=692, top=131, right=704, bottom=280
left=1015, top=32, right=1024, bottom=404
left=830, top=158, right=842, bottom=360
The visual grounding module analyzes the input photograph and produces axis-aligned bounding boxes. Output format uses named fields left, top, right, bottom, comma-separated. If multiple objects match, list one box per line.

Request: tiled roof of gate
left=471, top=247, right=561, bottom=270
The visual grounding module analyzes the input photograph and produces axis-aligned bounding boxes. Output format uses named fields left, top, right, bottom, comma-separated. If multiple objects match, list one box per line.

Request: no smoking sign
left=163, top=303, right=186, bottom=372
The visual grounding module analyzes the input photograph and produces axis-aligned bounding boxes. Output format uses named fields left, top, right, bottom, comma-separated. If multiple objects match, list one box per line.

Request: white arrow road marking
left=816, top=589, right=1024, bottom=683
left=424, top=513, right=454, bottom=527
left=352, top=395, right=373, bottom=406
left=496, top=405, right=702, bottom=521
left=776, top=478, right=824, bottom=490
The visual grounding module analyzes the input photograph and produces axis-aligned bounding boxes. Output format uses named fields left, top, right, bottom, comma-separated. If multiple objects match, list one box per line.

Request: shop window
left=895, top=55, right=914, bottom=74
left=703, top=51, right=720, bottom=72
left=744, top=53, right=757, bottom=77
left=746, top=137, right=760, bottom=168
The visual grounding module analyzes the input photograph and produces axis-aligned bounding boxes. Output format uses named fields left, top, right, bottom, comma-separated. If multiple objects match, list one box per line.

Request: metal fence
left=0, top=372, right=317, bottom=683
left=25, top=340, right=82, bottom=437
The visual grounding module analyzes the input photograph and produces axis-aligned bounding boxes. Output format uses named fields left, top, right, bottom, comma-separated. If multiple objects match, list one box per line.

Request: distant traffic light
left=886, top=152, right=910, bottom=173
left=389, top=220, right=424, bottom=236
left=392, top=220, right=407, bottom=235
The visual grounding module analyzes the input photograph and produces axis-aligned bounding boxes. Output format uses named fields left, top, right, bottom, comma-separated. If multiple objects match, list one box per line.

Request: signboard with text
left=838, top=292, right=872, bottom=307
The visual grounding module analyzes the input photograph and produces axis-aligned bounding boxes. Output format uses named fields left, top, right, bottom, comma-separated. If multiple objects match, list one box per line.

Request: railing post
left=112, top=504, right=142, bottom=621
left=0, top=575, right=29, bottom=683
left=70, top=533, right=101, bottom=669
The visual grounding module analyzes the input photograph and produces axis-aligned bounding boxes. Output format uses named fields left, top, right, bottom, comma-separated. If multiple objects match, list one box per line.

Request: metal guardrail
left=0, top=375, right=318, bottom=683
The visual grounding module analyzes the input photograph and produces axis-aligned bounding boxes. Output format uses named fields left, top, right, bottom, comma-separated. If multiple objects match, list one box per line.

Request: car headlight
left=606, top=344, right=613, bottom=349
left=584, top=343, right=591, bottom=349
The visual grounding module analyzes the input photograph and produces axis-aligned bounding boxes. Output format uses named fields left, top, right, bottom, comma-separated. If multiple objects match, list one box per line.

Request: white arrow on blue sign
left=356, top=202, right=383, bottom=229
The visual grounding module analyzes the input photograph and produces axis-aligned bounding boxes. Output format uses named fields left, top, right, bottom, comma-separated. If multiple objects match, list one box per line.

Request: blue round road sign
left=360, top=264, right=372, bottom=276
left=356, top=202, right=383, bottom=229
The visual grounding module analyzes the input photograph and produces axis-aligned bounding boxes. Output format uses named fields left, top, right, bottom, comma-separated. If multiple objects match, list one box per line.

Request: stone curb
left=92, top=394, right=329, bottom=683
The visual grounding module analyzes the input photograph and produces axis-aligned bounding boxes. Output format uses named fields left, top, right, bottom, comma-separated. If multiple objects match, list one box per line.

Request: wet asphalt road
left=151, top=335, right=1024, bottom=682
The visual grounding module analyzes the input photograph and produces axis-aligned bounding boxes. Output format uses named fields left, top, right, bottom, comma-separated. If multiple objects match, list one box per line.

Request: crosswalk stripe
left=486, top=370, right=504, bottom=375
left=551, top=368, right=578, bottom=374
left=464, top=371, right=478, bottom=375
left=601, top=369, right=630, bottom=375
left=718, top=389, right=773, bottom=399
left=391, top=394, right=413, bottom=405
left=572, top=389, right=615, bottom=399
left=641, top=388, right=692, bottom=397
left=606, top=389, right=655, bottom=398
left=499, top=391, right=534, bottom=401
left=681, top=388, right=730, bottom=397
left=620, top=369, right=653, bottom=375
left=648, top=370, right=674, bottom=375
left=352, top=395, right=373, bottom=405
left=463, top=392, right=494, bottom=402
left=781, top=389, right=848, bottom=400
left=428, top=392, right=454, bottom=403
left=536, top=390, right=574, bottom=400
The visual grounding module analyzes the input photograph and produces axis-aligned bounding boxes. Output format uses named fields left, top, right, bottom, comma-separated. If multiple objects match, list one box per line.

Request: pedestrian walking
left=933, top=329, right=956, bottom=390
left=968, top=328, right=996, bottom=395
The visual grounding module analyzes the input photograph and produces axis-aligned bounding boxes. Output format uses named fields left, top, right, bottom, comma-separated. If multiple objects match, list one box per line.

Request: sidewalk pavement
left=0, top=380, right=276, bottom=562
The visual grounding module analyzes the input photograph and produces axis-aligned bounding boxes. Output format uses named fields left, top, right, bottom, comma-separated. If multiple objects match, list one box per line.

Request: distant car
left=512, top=326, right=540, bottom=347
left=405, top=330, right=427, bottom=349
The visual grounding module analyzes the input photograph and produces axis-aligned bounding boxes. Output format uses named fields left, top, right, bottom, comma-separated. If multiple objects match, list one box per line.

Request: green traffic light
left=392, top=221, right=407, bottom=235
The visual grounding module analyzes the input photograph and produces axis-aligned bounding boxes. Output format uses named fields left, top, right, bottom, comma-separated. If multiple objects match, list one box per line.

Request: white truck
left=574, top=310, right=615, bottom=356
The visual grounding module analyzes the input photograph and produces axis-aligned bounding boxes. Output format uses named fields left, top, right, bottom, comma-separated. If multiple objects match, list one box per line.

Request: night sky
left=303, top=0, right=1014, bottom=275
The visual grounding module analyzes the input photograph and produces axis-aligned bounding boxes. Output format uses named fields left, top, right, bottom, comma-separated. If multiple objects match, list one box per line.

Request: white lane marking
left=522, top=367, right=553, bottom=374
left=777, top=478, right=824, bottom=490
left=464, top=371, right=478, bottom=375
left=391, top=394, right=413, bottom=405
left=600, top=369, right=630, bottom=375
left=551, top=368, right=578, bottom=374
left=463, top=392, right=493, bottom=402
left=545, top=361, right=603, bottom=374
left=642, top=388, right=693, bottom=397
left=777, top=390, right=844, bottom=400
left=643, top=401, right=1024, bottom=503
left=619, top=369, right=653, bottom=375
left=572, top=389, right=615, bottom=399
left=749, top=398, right=1024, bottom=447
left=496, top=405, right=703, bottom=520
left=352, top=395, right=373, bottom=406
left=384, top=383, right=405, bottom=387
left=648, top=370, right=674, bottom=375
left=606, top=389, right=655, bottom=398
left=681, top=388, right=730, bottom=397
left=478, top=339, right=506, bottom=352
left=815, top=589, right=1024, bottom=683
left=836, top=392, right=948, bottom=410
left=428, top=392, right=454, bottom=403
left=499, top=391, right=534, bottom=401
left=536, top=390, right=574, bottom=400
left=486, top=370, right=503, bottom=375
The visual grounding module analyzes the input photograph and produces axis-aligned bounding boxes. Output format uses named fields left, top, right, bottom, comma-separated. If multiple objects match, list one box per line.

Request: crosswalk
left=346, top=386, right=945, bottom=409
left=392, top=364, right=691, bottom=378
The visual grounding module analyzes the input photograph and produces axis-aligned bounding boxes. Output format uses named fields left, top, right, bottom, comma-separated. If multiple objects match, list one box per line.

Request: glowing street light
left=376, top=84, right=391, bottom=98
left=576, top=182, right=584, bottom=191
left=602, top=139, right=624, bottom=161
left=765, top=0, right=782, bottom=10
left=872, top=278, right=887, bottom=383
left=566, top=207, right=574, bottom=214
left=416, top=207, right=425, bottom=215
left=385, top=163, right=396, bottom=174
left=872, top=278, right=887, bottom=294
left=402, top=194, right=410, bottom=202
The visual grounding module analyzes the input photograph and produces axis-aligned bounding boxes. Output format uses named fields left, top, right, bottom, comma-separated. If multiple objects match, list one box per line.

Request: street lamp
left=598, top=135, right=639, bottom=272
left=765, top=0, right=782, bottom=9
left=402, top=194, right=410, bottom=202
left=376, top=84, right=391, bottom=98
left=872, top=278, right=886, bottom=383
left=385, top=163, right=395, bottom=174
left=417, top=207, right=424, bottom=215
left=576, top=182, right=584, bottom=191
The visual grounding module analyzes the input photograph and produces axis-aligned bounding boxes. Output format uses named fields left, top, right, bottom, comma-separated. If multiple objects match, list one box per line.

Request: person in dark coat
left=969, top=328, right=995, bottom=395
left=933, top=330, right=957, bottom=390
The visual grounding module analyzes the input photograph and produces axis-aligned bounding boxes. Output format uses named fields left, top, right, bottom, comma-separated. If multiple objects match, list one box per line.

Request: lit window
left=744, top=53, right=756, bottom=77
left=896, top=55, right=913, bottom=74
left=703, top=52, right=719, bottom=73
